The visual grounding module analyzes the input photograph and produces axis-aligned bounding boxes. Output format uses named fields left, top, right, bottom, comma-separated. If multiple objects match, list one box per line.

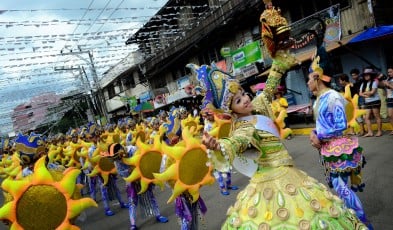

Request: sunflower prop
left=206, top=113, right=233, bottom=172
left=154, top=127, right=215, bottom=204
left=122, top=133, right=165, bottom=193
left=0, top=157, right=97, bottom=230
left=180, top=114, right=203, bottom=136
left=208, top=113, right=232, bottom=139
left=47, top=144, right=66, bottom=165
left=0, top=154, right=22, bottom=179
left=63, top=142, right=84, bottom=169
left=130, top=123, right=151, bottom=146
left=343, top=85, right=366, bottom=133
left=87, top=149, right=118, bottom=186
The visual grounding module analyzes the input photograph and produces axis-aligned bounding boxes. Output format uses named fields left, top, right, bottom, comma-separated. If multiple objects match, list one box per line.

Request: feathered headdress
left=186, top=63, right=241, bottom=113
left=309, top=50, right=331, bottom=83
left=85, top=122, right=101, bottom=138
left=1, top=138, right=10, bottom=151
left=15, top=132, right=46, bottom=165
left=163, top=107, right=182, bottom=145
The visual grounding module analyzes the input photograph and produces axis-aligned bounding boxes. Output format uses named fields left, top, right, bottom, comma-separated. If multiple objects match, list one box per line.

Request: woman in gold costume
left=187, top=2, right=369, bottom=227
left=189, top=52, right=367, bottom=229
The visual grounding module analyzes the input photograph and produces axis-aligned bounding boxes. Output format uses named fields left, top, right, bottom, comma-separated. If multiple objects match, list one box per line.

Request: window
left=108, top=85, right=116, bottom=99
left=151, top=74, right=166, bottom=88
left=197, top=46, right=222, bottom=65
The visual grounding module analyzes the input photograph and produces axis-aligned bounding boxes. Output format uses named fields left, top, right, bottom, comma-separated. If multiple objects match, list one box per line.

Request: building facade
left=100, top=0, right=393, bottom=119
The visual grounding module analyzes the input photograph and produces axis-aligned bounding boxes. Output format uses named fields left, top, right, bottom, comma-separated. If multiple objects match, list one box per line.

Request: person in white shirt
left=359, top=67, right=383, bottom=137
left=383, top=67, right=393, bottom=135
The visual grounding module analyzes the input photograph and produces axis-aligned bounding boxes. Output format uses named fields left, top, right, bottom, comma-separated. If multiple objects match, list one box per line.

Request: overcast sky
left=0, top=0, right=168, bottom=134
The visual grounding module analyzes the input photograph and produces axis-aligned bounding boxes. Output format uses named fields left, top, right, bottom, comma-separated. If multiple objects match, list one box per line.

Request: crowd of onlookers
left=337, top=66, right=393, bottom=136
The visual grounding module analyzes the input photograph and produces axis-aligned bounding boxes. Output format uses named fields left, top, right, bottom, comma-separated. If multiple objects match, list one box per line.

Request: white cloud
left=0, top=0, right=168, bottom=133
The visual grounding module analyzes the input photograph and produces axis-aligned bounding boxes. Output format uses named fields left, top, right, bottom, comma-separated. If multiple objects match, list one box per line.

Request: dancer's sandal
left=120, top=202, right=130, bottom=209
left=105, top=209, right=115, bottom=216
left=156, top=215, right=169, bottom=223
left=220, top=189, right=230, bottom=196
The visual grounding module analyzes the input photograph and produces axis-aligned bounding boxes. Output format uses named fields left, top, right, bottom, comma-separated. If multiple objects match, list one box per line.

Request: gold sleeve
left=217, top=123, right=254, bottom=163
left=252, top=92, right=275, bottom=119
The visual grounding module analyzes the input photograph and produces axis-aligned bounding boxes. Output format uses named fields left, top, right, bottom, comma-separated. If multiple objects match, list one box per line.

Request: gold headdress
left=186, top=64, right=241, bottom=113
left=309, top=56, right=331, bottom=82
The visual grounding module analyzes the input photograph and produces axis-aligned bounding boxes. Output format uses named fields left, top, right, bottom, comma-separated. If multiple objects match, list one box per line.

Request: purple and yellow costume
left=162, top=107, right=207, bottom=230
left=113, top=143, right=168, bottom=230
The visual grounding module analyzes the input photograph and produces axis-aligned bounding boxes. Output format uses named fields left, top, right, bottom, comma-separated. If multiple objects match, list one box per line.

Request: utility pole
left=53, top=66, right=96, bottom=122
left=60, top=50, right=109, bottom=123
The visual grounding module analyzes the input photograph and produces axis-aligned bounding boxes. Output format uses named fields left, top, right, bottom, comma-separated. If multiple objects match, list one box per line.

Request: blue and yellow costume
left=309, top=54, right=371, bottom=227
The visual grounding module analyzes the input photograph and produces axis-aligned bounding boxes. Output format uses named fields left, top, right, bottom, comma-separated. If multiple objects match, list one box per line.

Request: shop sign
left=154, top=94, right=167, bottom=108
left=231, top=41, right=263, bottom=70
left=166, top=90, right=189, bottom=104
left=177, top=76, right=190, bottom=89
left=139, top=91, right=151, bottom=103
left=240, top=63, right=259, bottom=79
left=291, top=4, right=341, bottom=51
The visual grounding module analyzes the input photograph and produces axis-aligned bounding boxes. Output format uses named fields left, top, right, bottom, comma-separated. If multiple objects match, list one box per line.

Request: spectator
left=383, top=66, right=393, bottom=135
left=350, top=68, right=364, bottom=101
left=376, top=71, right=388, bottom=119
left=359, top=67, right=383, bottom=137
left=272, top=89, right=292, bottom=139
left=192, top=106, right=199, bottom=117
left=338, top=73, right=365, bottom=135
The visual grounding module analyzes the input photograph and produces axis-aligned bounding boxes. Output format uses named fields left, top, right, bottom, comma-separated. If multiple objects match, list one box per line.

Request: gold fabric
left=212, top=50, right=366, bottom=228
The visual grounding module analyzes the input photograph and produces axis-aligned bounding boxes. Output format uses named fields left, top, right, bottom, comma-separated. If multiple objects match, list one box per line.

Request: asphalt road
left=1, top=134, right=392, bottom=229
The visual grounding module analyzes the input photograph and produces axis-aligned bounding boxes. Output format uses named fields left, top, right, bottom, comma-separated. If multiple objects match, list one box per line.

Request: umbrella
left=133, top=101, right=154, bottom=113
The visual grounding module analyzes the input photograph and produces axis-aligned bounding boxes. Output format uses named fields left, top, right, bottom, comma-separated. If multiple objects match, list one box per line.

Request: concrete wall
left=340, top=42, right=386, bottom=75
left=286, top=69, right=311, bottom=105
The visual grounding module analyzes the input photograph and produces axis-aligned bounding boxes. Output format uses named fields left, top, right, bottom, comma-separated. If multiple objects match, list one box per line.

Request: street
left=1, top=135, right=392, bottom=229
left=74, top=134, right=392, bottom=230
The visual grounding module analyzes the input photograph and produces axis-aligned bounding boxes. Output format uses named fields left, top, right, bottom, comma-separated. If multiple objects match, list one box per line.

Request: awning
left=349, top=25, right=393, bottom=43
left=258, top=33, right=360, bottom=77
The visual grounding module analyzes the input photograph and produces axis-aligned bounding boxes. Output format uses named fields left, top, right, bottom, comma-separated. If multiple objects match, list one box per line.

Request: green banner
left=120, top=96, right=137, bottom=111
left=127, top=96, right=137, bottom=110
left=231, top=41, right=263, bottom=70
